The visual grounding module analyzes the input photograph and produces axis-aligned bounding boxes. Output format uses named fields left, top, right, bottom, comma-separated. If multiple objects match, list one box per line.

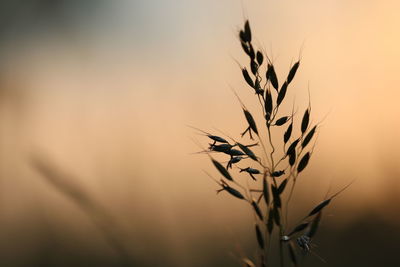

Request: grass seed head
left=255, top=224, right=265, bottom=249
left=302, top=125, right=316, bottom=148
left=263, top=176, right=270, bottom=205
left=301, top=108, right=310, bottom=134
left=250, top=60, right=258, bottom=75
left=243, top=109, right=259, bottom=135
left=275, top=116, right=289, bottom=126
left=308, top=199, right=331, bottom=217
left=277, top=81, right=288, bottom=106
left=242, top=68, right=255, bottom=88
left=287, top=138, right=300, bottom=156
left=256, top=51, right=263, bottom=65
left=297, top=152, right=310, bottom=173
left=264, top=89, right=273, bottom=120
left=288, top=222, right=310, bottom=237
left=208, top=135, right=228, bottom=144
left=219, top=184, right=245, bottom=200
left=266, top=64, right=279, bottom=91
left=252, top=200, right=264, bottom=220
left=287, top=61, right=300, bottom=84
left=237, top=142, right=258, bottom=161
left=284, top=123, right=293, bottom=144
left=277, top=179, right=288, bottom=194
left=211, top=159, right=233, bottom=181
left=244, top=20, right=252, bottom=42
left=271, top=170, right=285, bottom=177
left=271, top=185, right=282, bottom=208
left=306, top=212, right=322, bottom=238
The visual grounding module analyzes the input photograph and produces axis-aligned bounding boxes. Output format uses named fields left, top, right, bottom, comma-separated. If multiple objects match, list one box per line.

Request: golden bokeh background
left=0, top=0, right=399, bottom=266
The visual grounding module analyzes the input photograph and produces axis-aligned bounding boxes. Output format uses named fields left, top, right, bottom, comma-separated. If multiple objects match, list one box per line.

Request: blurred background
left=0, top=0, right=399, bottom=266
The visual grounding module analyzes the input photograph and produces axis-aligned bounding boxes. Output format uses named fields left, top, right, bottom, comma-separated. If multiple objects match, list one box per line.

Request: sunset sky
left=0, top=1, right=399, bottom=266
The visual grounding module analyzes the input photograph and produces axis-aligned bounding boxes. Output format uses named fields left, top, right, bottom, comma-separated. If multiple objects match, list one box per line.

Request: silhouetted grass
left=193, top=19, right=351, bottom=267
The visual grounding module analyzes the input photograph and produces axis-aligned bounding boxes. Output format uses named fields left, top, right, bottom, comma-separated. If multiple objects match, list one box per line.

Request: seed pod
left=275, top=116, right=289, bottom=126
left=267, top=210, right=274, bottom=233
left=288, top=222, right=309, bottom=236
left=211, top=159, right=233, bottom=181
left=271, top=170, right=285, bottom=177
left=288, top=241, right=298, bottom=266
left=264, top=89, right=273, bottom=119
left=243, top=109, right=258, bottom=135
left=306, top=212, right=322, bottom=238
left=252, top=200, right=264, bottom=220
left=256, top=51, right=263, bottom=65
left=302, top=125, right=316, bottom=148
left=284, top=123, right=293, bottom=144
left=208, top=135, right=228, bottom=143
left=255, top=224, right=264, bottom=249
left=263, top=176, right=270, bottom=205
left=301, top=109, right=310, bottom=133
left=277, top=179, right=288, bottom=194
left=266, top=64, right=279, bottom=91
left=242, top=68, right=254, bottom=88
left=297, top=152, right=310, bottom=173
left=250, top=60, right=258, bottom=75
left=277, top=82, right=288, bottom=106
left=244, top=20, right=252, bottom=42
left=220, top=184, right=245, bottom=200
left=271, top=185, right=281, bottom=208
left=308, top=199, right=331, bottom=217
left=287, top=61, right=300, bottom=84
left=237, top=143, right=257, bottom=161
